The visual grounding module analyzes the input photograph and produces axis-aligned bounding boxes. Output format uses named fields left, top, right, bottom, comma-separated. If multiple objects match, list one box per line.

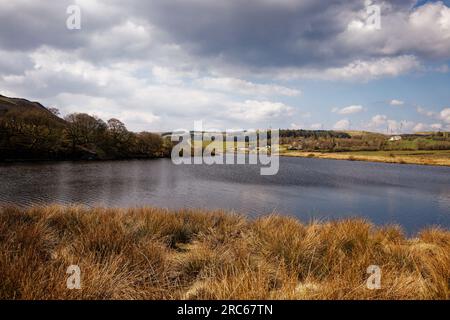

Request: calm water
left=1, top=157, right=449, bottom=234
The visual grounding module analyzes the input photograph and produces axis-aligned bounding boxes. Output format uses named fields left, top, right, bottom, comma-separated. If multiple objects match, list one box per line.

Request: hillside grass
left=0, top=206, right=449, bottom=300
left=282, top=149, right=450, bottom=166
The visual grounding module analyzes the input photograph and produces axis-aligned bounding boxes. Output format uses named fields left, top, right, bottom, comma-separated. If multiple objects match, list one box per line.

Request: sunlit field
left=1, top=206, right=448, bottom=300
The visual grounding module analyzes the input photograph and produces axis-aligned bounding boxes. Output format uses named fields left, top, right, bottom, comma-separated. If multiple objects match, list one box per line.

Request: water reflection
left=0, top=157, right=449, bottom=234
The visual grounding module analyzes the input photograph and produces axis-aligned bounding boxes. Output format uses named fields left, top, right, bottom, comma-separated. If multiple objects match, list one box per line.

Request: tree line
left=2, top=104, right=448, bottom=160
left=279, top=129, right=351, bottom=139
left=0, top=108, right=170, bottom=161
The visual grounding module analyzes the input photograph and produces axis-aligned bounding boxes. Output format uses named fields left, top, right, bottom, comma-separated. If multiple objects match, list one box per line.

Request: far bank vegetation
left=0, top=95, right=171, bottom=161
left=280, top=129, right=450, bottom=153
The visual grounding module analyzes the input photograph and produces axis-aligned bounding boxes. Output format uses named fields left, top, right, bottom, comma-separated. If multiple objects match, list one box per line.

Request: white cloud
left=367, top=114, right=418, bottom=134
left=370, top=115, right=388, bottom=127
left=441, top=108, right=450, bottom=124
left=1, top=1, right=450, bottom=134
left=412, top=122, right=446, bottom=132
left=413, top=123, right=428, bottom=132
left=291, top=122, right=323, bottom=130
left=324, top=56, right=421, bottom=81
left=431, top=123, right=443, bottom=130
left=123, top=111, right=160, bottom=125
left=226, top=100, right=294, bottom=123
left=0, top=46, right=300, bottom=131
left=0, top=89, right=19, bottom=97
left=333, top=119, right=350, bottom=130
left=87, top=20, right=154, bottom=56
left=152, top=66, right=185, bottom=85
left=366, top=110, right=447, bottom=133
left=415, top=107, right=450, bottom=126
left=342, top=2, right=450, bottom=60
left=333, top=105, right=364, bottom=115
left=195, top=77, right=300, bottom=97
left=277, top=56, right=421, bottom=81
left=417, top=106, right=436, bottom=118
left=390, top=99, right=404, bottom=106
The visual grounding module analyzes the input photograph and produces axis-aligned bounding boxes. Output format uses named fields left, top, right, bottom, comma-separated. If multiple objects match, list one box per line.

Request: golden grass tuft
left=0, top=206, right=448, bottom=300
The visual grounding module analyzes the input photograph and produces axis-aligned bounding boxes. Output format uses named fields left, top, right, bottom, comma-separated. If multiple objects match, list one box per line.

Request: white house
left=389, top=135, right=402, bottom=142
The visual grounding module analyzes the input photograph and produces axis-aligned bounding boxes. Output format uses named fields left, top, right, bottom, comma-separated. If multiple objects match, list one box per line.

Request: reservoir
left=1, top=157, right=449, bottom=234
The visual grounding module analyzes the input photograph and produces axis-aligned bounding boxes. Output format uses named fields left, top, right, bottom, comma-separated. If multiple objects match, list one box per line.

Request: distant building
left=389, top=135, right=402, bottom=142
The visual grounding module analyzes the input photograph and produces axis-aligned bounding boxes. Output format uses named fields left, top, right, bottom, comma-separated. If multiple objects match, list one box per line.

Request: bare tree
left=65, top=113, right=107, bottom=150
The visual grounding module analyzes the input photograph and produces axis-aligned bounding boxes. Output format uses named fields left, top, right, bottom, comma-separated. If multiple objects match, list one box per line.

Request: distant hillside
left=344, top=130, right=386, bottom=138
left=1, top=94, right=50, bottom=114
left=163, top=129, right=353, bottom=139
left=0, top=94, right=65, bottom=125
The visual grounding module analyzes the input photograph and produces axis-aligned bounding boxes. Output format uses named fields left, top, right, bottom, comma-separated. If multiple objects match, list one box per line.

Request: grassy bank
left=282, top=149, right=450, bottom=166
left=0, top=206, right=449, bottom=300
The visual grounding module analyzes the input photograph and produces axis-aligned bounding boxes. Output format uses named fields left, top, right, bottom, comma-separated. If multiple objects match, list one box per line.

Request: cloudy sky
left=1, top=0, right=450, bottom=132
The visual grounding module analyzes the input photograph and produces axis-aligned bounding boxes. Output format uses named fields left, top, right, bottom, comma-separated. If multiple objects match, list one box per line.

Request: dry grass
left=0, top=206, right=448, bottom=300
left=282, top=151, right=450, bottom=166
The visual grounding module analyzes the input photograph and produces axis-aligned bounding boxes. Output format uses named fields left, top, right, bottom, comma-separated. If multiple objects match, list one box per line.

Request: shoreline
left=0, top=155, right=168, bottom=165
left=1, top=205, right=449, bottom=300
left=281, top=150, right=450, bottom=167
left=2, top=150, right=449, bottom=167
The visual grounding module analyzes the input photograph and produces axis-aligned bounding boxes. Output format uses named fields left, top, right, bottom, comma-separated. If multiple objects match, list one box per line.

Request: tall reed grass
left=0, top=206, right=448, bottom=300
